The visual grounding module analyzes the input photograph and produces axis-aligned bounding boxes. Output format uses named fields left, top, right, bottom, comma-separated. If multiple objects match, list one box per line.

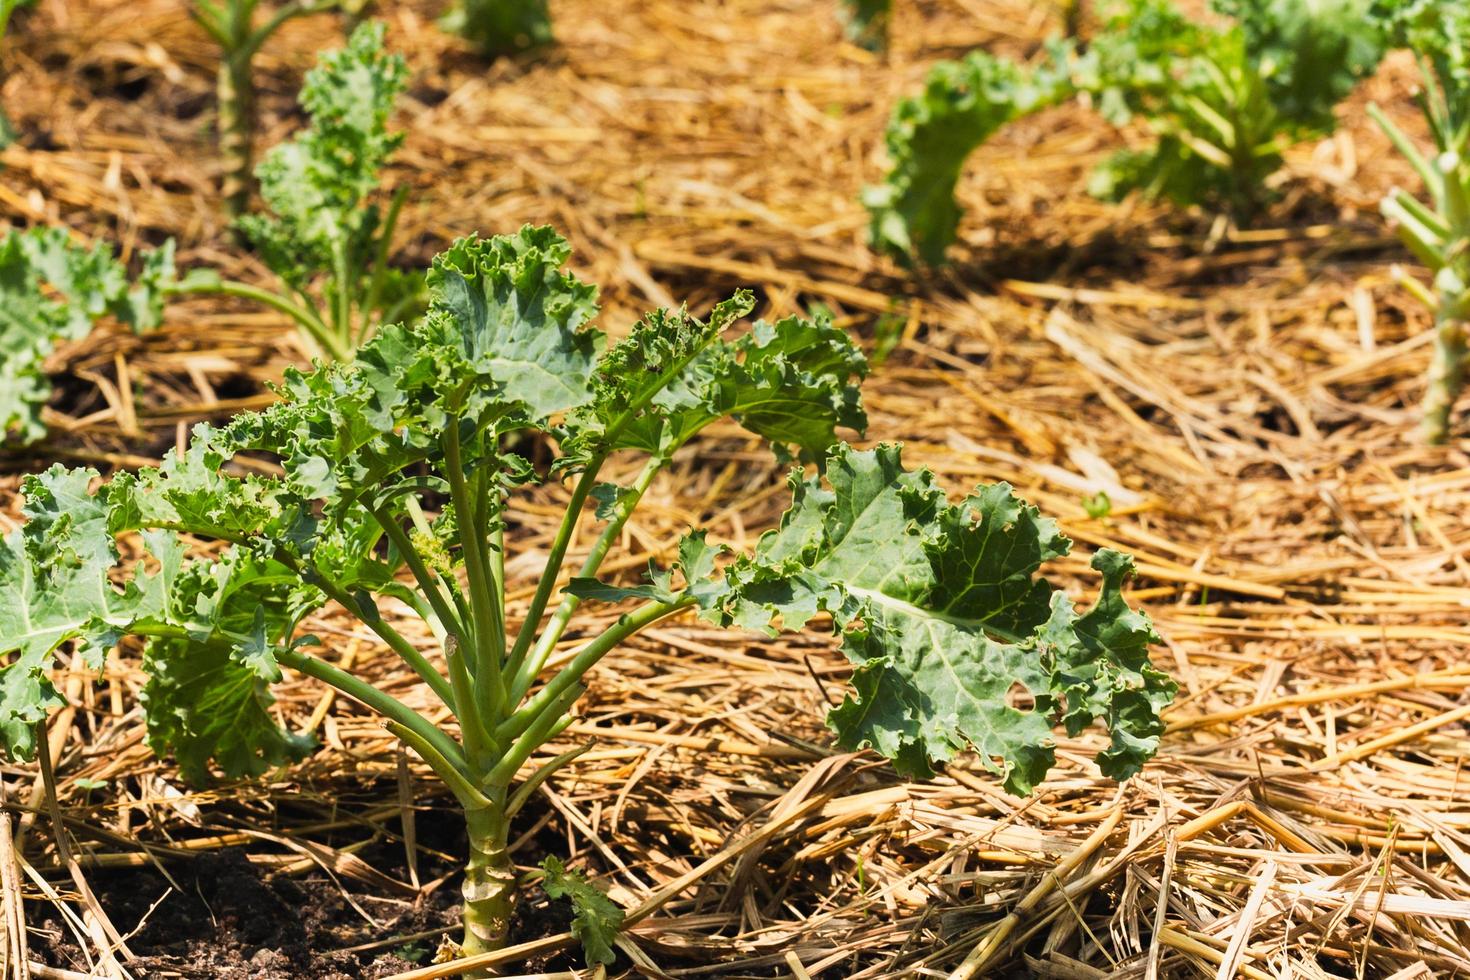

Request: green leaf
left=711, top=444, right=1172, bottom=794
left=0, top=228, right=175, bottom=444
left=441, top=0, right=552, bottom=58
left=138, top=553, right=315, bottom=783
left=567, top=296, right=866, bottom=463
left=423, top=227, right=602, bottom=421
left=540, top=856, right=623, bottom=967
left=0, top=467, right=179, bottom=759
left=237, top=21, right=416, bottom=327
left=863, top=48, right=1074, bottom=265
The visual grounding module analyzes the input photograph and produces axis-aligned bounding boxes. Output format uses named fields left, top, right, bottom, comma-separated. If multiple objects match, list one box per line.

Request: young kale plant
left=173, top=22, right=421, bottom=361
left=442, top=0, right=552, bottom=59
left=0, top=228, right=176, bottom=446
left=0, top=227, right=1175, bottom=968
left=1079, top=0, right=1382, bottom=209
left=191, top=0, right=363, bottom=217
left=865, top=0, right=1384, bottom=264
left=1366, top=1, right=1470, bottom=442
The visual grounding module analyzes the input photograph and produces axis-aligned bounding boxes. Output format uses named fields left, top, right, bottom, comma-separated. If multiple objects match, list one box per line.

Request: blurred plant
left=863, top=47, right=1076, bottom=265
left=191, top=0, right=363, bottom=217
left=0, top=228, right=176, bottom=446
left=442, top=0, right=552, bottom=58
left=840, top=0, right=890, bottom=51
left=1367, top=0, right=1470, bottom=442
left=172, top=22, right=421, bottom=360
left=1080, top=0, right=1384, bottom=210
left=864, top=0, right=1386, bottom=264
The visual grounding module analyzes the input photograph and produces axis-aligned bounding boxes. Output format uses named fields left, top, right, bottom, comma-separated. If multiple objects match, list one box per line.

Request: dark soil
left=29, top=801, right=577, bottom=979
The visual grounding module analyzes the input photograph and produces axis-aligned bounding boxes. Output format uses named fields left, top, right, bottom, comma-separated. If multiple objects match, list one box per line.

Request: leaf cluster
left=862, top=46, right=1076, bottom=265
left=864, top=0, right=1388, bottom=263
left=0, top=228, right=176, bottom=446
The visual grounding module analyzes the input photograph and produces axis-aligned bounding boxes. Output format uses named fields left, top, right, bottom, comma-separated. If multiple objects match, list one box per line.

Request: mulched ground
left=4, top=0, right=1470, bottom=977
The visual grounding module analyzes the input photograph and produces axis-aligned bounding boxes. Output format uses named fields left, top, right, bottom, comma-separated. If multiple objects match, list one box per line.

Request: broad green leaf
left=423, top=227, right=601, bottom=421
left=0, top=468, right=178, bottom=758
left=706, top=444, right=1171, bottom=794
left=540, top=857, right=622, bottom=967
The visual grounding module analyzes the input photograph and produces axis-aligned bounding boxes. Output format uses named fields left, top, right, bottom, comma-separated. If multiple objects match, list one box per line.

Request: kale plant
left=1080, top=0, right=1383, bottom=209
left=0, top=228, right=176, bottom=446
left=442, top=0, right=552, bottom=59
left=865, top=0, right=1386, bottom=264
left=191, top=0, right=363, bottom=217
left=174, top=22, right=421, bottom=360
left=840, top=0, right=890, bottom=51
left=0, top=227, right=1174, bottom=968
left=1367, top=0, right=1470, bottom=442
left=863, top=48, right=1076, bottom=265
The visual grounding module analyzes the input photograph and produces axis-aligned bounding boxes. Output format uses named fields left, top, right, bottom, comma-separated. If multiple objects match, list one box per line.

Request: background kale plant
left=0, top=226, right=1174, bottom=969
left=865, top=0, right=1386, bottom=264
left=190, top=0, right=364, bottom=217
left=1366, top=0, right=1470, bottom=442
left=173, top=22, right=422, bottom=360
left=0, top=228, right=176, bottom=446
left=442, top=0, right=553, bottom=59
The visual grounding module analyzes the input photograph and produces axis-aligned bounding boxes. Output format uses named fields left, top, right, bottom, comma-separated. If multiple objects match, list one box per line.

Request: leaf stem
left=278, top=646, right=467, bottom=775
left=169, top=278, right=344, bottom=361
left=501, top=598, right=685, bottom=744
left=444, top=415, right=506, bottom=718
left=504, top=458, right=604, bottom=684
left=369, top=503, right=467, bottom=642
left=510, top=454, right=668, bottom=701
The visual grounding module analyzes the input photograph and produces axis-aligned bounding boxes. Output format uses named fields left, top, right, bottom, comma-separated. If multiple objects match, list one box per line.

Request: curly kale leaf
left=1214, top=0, right=1386, bottom=131
left=863, top=47, right=1075, bottom=265
left=0, top=228, right=176, bottom=445
left=565, top=297, right=867, bottom=464
left=652, top=444, right=1172, bottom=793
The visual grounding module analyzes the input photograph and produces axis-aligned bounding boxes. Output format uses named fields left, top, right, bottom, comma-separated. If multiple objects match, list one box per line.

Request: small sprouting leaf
left=540, top=856, right=623, bottom=967
left=1083, top=490, right=1113, bottom=519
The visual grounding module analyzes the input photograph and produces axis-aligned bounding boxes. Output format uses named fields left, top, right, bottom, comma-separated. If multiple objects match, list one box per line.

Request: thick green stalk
left=1423, top=304, right=1468, bottom=444
left=460, top=794, right=516, bottom=970
left=216, top=49, right=254, bottom=218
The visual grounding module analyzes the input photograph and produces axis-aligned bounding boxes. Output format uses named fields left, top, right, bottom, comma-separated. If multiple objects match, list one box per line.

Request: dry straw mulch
left=2, top=0, right=1470, bottom=977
